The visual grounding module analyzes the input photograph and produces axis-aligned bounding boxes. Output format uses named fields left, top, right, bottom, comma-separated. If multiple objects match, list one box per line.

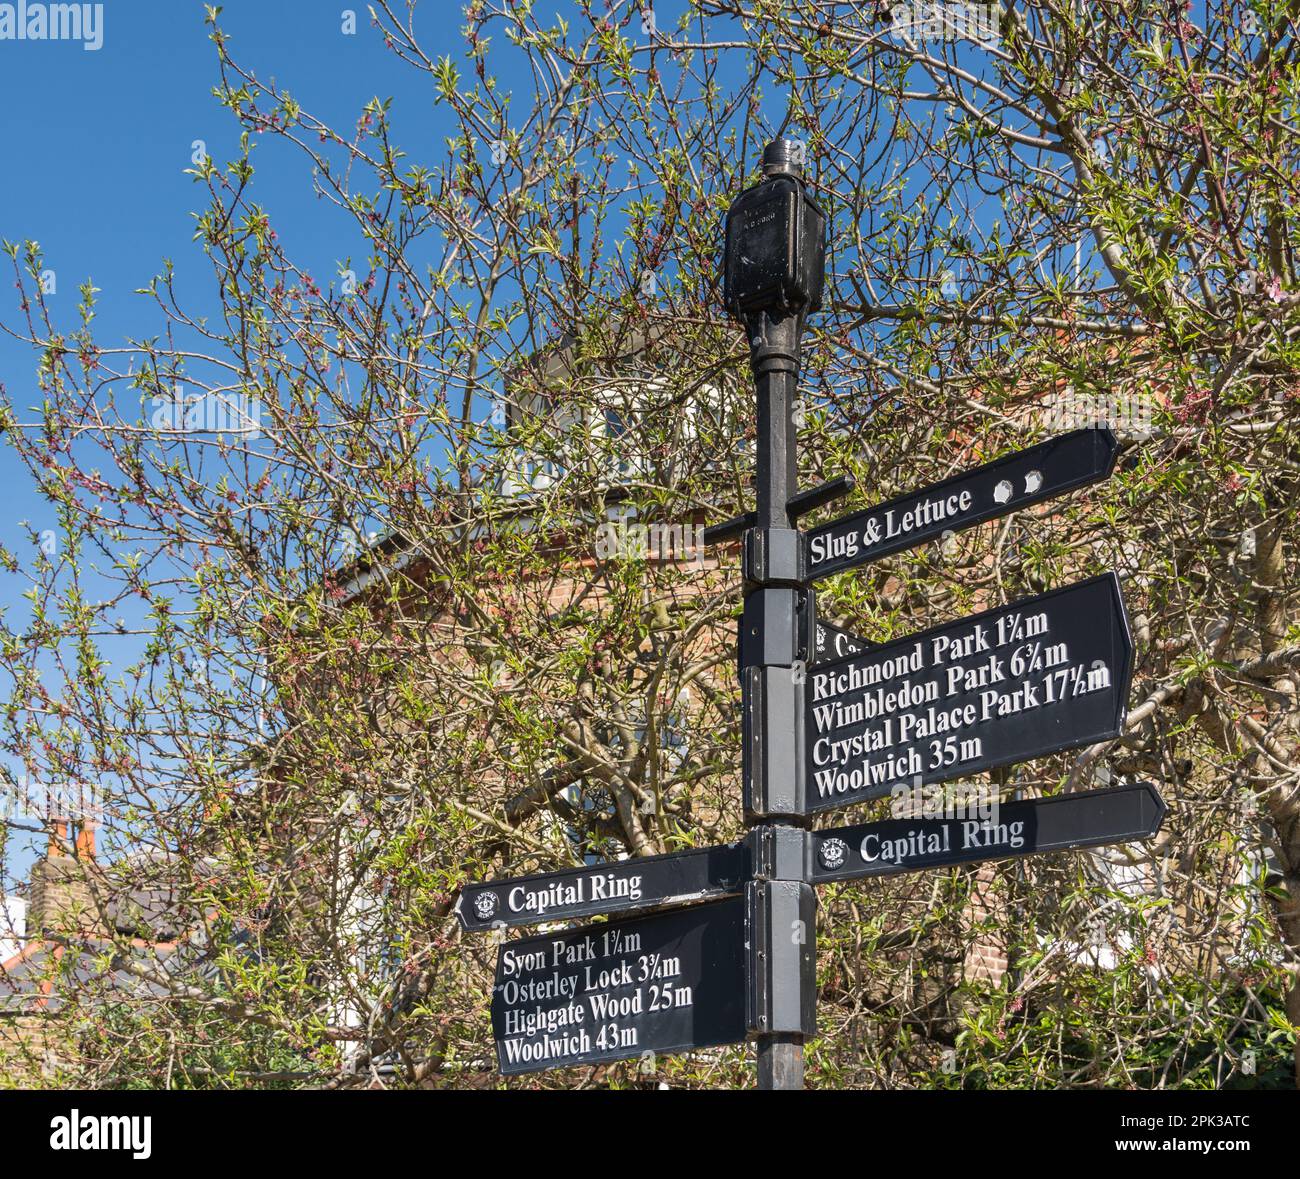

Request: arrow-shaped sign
left=455, top=842, right=746, bottom=931
left=804, top=428, right=1119, bottom=580
left=810, top=783, right=1166, bottom=883
left=806, top=573, right=1133, bottom=814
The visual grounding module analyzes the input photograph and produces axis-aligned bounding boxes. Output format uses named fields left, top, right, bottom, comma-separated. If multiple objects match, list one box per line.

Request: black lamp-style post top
left=722, top=136, right=827, bottom=325
left=760, top=136, right=801, bottom=178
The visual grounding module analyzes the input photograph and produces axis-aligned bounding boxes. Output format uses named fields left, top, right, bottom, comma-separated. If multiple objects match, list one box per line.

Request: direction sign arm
left=803, top=428, right=1120, bottom=581
left=788, top=474, right=855, bottom=520
left=810, top=783, right=1167, bottom=885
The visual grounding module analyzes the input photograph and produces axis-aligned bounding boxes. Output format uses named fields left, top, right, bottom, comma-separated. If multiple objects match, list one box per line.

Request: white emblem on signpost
left=473, top=892, right=500, bottom=921
left=819, top=838, right=850, bottom=871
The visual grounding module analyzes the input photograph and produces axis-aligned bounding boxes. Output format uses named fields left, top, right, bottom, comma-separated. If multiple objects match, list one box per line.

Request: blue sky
left=0, top=0, right=446, bottom=513
left=0, top=0, right=484, bottom=886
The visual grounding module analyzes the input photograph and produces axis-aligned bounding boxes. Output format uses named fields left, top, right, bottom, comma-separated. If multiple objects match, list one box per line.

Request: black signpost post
left=724, top=137, right=826, bottom=1089
left=454, top=137, right=1167, bottom=1091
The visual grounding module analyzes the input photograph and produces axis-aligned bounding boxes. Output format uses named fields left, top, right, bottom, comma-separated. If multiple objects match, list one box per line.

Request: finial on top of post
left=761, top=137, right=802, bottom=180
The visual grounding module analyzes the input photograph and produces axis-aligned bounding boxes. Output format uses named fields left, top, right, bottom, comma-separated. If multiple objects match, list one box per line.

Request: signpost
left=810, top=783, right=1166, bottom=884
left=491, top=897, right=747, bottom=1075
left=454, top=137, right=1167, bottom=1091
left=804, top=427, right=1120, bottom=580
left=806, top=574, right=1133, bottom=813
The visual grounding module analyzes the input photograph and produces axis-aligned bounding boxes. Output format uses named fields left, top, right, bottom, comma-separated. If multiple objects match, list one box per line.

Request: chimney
left=47, top=818, right=68, bottom=858
left=27, top=818, right=102, bottom=938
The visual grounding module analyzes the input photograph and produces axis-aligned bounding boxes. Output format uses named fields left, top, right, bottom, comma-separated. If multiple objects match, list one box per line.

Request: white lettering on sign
left=505, top=872, right=644, bottom=918
left=493, top=909, right=733, bottom=1073
left=858, top=817, right=1026, bottom=866
left=809, top=489, right=973, bottom=567
left=807, top=581, right=1124, bottom=804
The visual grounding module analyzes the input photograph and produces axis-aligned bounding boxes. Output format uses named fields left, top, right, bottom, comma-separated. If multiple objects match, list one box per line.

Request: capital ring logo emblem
left=819, top=838, right=849, bottom=871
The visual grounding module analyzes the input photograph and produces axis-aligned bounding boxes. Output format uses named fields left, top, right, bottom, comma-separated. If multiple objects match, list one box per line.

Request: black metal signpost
left=454, top=137, right=1167, bottom=1090
left=725, top=138, right=826, bottom=1089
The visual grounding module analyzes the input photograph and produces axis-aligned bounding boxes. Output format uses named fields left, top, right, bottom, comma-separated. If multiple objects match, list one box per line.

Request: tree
left=0, top=0, right=1296, bottom=1088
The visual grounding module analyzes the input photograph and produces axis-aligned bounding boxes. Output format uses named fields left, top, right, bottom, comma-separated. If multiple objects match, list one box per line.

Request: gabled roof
left=0, top=935, right=193, bottom=1015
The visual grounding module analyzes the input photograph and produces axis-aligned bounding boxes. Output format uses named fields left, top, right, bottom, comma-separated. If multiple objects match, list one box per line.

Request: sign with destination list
left=491, top=896, right=747, bottom=1075
left=806, top=574, right=1133, bottom=813
left=810, top=783, right=1166, bottom=884
left=455, top=842, right=746, bottom=931
left=804, top=428, right=1119, bottom=580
